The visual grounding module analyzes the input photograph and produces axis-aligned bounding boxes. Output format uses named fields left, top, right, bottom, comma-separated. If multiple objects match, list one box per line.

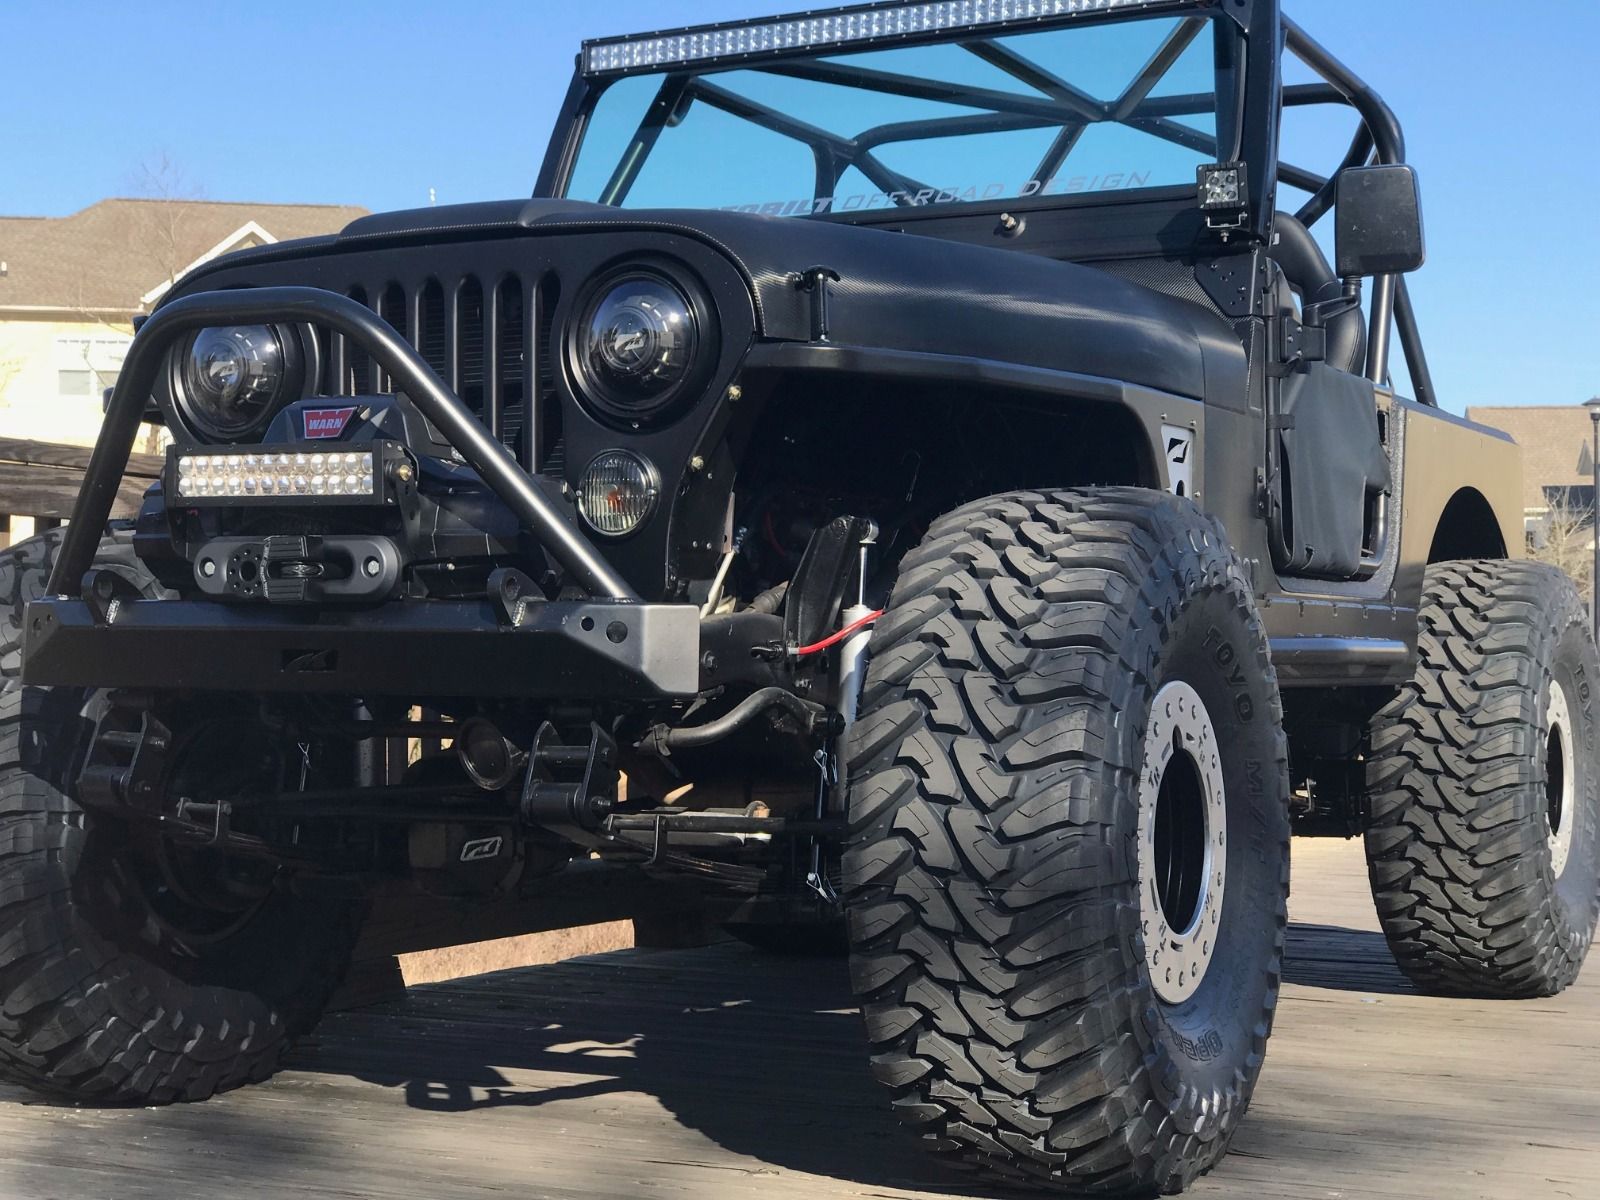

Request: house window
left=58, top=369, right=93, bottom=396
left=57, top=366, right=120, bottom=399
left=54, top=335, right=129, bottom=401
left=1543, top=486, right=1596, bottom=520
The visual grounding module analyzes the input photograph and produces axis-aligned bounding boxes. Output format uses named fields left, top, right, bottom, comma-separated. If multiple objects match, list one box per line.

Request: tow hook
left=82, top=568, right=144, bottom=627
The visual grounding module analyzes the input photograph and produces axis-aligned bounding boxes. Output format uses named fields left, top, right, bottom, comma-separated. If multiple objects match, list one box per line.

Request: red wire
left=794, top=608, right=885, bottom=657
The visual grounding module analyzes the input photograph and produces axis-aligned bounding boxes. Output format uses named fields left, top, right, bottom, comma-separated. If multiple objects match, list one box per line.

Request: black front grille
left=317, top=272, right=562, bottom=471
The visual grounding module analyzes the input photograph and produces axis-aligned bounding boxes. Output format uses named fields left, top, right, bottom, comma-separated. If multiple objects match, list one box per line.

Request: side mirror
left=1335, top=164, right=1426, bottom=277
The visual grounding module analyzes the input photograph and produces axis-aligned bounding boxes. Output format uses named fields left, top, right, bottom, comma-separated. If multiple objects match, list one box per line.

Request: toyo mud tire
left=1366, top=560, right=1600, bottom=998
left=843, top=489, right=1289, bottom=1196
left=0, top=530, right=362, bottom=1105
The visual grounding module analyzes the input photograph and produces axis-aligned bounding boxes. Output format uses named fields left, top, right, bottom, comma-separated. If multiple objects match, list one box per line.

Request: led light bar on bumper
left=583, top=0, right=1199, bottom=75
left=169, top=444, right=408, bottom=507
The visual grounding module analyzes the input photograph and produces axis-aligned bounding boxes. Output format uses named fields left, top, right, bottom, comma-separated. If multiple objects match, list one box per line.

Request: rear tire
left=0, top=530, right=362, bottom=1105
left=1366, top=560, right=1600, bottom=997
left=843, top=489, right=1289, bottom=1196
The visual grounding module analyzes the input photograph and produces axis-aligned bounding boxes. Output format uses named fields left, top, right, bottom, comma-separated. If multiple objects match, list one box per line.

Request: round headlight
left=575, top=273, right=699, bottom=423
left=577, top=450, right=661, bottom=538
left=180, top=325, right=286, bottom=439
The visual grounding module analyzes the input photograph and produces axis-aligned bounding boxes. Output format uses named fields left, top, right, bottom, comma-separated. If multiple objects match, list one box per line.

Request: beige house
left=0, top=198, right=365, bottom=546
left=1465, top=405, right=1594, bottom=529
left=1466, top=405, right=1595, bottom=602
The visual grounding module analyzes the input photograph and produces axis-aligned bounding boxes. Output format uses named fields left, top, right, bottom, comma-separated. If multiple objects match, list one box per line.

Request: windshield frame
left=541, top=5, right=1263, bottom=230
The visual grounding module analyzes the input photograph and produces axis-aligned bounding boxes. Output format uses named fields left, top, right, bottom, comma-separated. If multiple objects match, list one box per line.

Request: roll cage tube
left=1282, top=18, right=1437, bottom=408
left=47, top=286, right=639, bottom=602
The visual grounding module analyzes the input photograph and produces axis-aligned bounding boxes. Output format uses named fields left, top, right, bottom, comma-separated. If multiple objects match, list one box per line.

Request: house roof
left=0, top=198, right=367, bottom=314
left=1466, top=405, right=1595, bottom=511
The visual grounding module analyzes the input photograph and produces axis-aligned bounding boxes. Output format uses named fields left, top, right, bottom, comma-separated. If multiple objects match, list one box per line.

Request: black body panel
left=681, top=205, right=1248, bottom=406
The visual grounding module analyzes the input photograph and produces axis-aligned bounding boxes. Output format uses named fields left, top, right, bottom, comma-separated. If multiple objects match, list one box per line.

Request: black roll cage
left=535, top=2, right=1436, bottom=407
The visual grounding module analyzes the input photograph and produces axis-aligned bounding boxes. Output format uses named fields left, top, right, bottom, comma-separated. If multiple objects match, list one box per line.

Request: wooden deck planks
left=0, top=837, right=1594, bottom=1200
left=0, top=436, right=163, bottom=521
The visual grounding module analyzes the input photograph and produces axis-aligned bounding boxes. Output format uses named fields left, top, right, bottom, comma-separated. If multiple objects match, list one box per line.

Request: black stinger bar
left=46, top=286, right=638, bottom=602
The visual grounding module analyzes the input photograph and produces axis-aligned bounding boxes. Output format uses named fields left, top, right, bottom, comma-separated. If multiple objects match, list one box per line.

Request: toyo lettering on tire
left=842, top=488, right=1289, bottom=1196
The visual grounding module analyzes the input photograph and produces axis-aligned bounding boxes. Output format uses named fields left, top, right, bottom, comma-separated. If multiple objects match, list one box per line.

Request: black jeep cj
left=2, top=1, right=1595, bottom=1195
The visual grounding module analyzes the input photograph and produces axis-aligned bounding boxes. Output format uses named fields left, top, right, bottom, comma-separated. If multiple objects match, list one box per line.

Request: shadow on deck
left=289, top=918, right=1414, bottom=1195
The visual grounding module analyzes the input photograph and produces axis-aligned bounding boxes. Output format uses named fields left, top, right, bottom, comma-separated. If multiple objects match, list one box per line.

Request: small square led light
left=1197, top=162, right=1248, bottom=212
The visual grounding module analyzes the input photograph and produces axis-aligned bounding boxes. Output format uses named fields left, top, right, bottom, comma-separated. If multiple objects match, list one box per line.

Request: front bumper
left=23, top=596, right=700, bottom=699
left=23, top=284, right=701, bottom=702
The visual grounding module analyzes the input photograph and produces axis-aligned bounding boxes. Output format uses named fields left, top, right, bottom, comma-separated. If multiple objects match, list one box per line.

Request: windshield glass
left=564, top=14, right=1223, bottom=217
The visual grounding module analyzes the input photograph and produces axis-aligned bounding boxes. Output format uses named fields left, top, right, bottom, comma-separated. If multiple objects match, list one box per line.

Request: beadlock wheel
left=1138, top=680, right=1227, bottom=1006
left=1546, top=677, right=1576, bottom=879
left=844, top=489, right=1289, bottom=1196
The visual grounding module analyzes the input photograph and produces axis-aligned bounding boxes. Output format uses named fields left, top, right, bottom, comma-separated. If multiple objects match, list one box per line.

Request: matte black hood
left=190, top=198, right=1247, bottom=405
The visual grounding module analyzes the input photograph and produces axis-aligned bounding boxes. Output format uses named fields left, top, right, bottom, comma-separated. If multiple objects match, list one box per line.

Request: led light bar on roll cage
left=583, top=0, right=1205, bottom=76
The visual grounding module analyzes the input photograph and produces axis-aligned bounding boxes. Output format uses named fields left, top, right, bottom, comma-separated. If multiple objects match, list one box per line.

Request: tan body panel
left=1394, top=398, right=1523, bottom=566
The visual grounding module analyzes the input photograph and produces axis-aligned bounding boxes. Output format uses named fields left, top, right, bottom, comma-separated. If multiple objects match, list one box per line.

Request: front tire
left=843, top=490, right=1289, bottom=1196
left=1366, top=560, right=1600, bottom=997
left=0, top=531, right=362, bottom=1105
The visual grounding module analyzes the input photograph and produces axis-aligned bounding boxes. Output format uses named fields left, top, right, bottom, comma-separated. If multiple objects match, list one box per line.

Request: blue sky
left=4, top=0, right=1597, bottom=413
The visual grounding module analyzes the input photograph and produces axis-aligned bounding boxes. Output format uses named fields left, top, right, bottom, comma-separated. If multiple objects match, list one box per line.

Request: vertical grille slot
left=535, top=271, right=564, bottom=477
left=458, top=277, right=487, bottom=431
left=495, top=277, right=526, bottom=463
left=377, top=283, right=408, bottom=393
left=418, top=279, right=447, bottom=381
left=322, top=323, right=347, bottom=397
left=346, top=286, right=371, bottom=395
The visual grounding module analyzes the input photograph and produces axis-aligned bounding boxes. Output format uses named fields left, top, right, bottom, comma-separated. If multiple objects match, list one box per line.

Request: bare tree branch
left=127, top=152, right=207, bottom=300
left=1527, top=491, right=1595, bottom=610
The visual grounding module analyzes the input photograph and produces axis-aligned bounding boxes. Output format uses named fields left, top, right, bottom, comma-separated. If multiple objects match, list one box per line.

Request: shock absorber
left=835, top=520, right=880, bottom=736
left=806, top=521, right=879, bottom=904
